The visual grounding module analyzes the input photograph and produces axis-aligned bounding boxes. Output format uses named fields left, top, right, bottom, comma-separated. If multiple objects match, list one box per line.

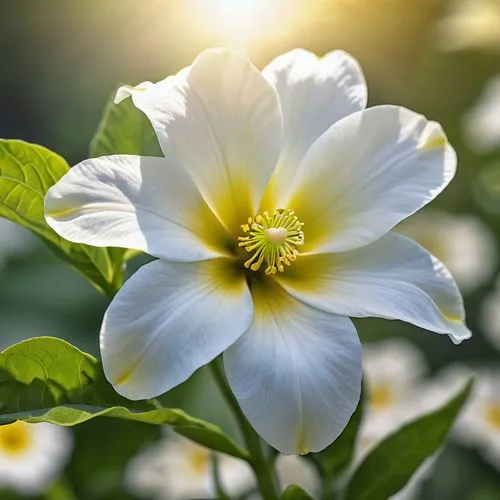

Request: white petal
left=261, top=49, right=366, bottom=208
left=276, top=233, right=471, bottom=344
left=283, top=105, right=457, bottom=253
left=122, top=49, right=283, bottom=233
left=101, top=258, right=253, bottom=400
left=224, top=282, right=362, bottom=454
left=45, top=155, right=230, bottom=262
left=114, top=81, right=155, bottom=104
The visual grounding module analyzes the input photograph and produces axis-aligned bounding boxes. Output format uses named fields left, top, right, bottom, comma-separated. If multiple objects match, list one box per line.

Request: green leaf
left=0, top=337, right=249, bottom=460
left=344, top=379, right=473, bottom=500
left=281, top=485, right=314, bottom=500
left=90, top=87, right=162, bottom=158
left=308, top=382, right=364, bottom=477
left=0, top=139, right=125, bottom=296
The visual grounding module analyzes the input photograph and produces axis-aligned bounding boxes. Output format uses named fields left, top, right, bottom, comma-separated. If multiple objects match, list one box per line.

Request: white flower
left=45, top=48, right=470, bottom=453
left=124, top=431, right=254, bottom=499
left=359, top=339, right=429, bottom=451
left=359, top=341, right=446, bottom=500
left=480, top=277, right=500, bottom=351
left=0, top=421, right=73, bottom=495
left=435, top=0, right=500, bottom=52
left=398, top=210, right=496, bottom=294
left=463, top=76, right=500, bottom=153
left=451, top=367, right=500, bottom=469
left=275, top=455, right=320, bottom=496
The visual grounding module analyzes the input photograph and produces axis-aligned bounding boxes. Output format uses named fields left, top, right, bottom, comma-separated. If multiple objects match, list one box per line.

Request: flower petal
left=224, top=281, right=362, bottom=454
left=283, top=105, right=457, bottom=253
left=120, top=49, right=283, bottom=233
left=45, top=155, right=230, bottom=261
left=101, top=258, right=253, bottom=400
left=261, top=49, right=367, bottom=208
left=276, top=232, right=471, bottom=343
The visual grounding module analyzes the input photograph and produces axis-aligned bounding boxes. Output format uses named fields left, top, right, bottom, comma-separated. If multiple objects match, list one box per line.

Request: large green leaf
left=344, top=379, right=473, bottom=500
left=90, top=87, right=162, bottom=158
left=0, top=139, right=125, bottom=296
left=308, top=383, right=364, bottom=478
left=0, top=337, right=249, bottom=460
left=281, top=485, right=314, bottom=500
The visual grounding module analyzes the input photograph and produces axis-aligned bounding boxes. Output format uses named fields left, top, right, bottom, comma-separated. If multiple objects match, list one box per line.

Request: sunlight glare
left=189, top=0, right=303, bottom=50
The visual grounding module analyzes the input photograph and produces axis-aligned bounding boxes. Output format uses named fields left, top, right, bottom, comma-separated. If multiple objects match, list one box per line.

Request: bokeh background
left=1, top=0, right=500, bottom=498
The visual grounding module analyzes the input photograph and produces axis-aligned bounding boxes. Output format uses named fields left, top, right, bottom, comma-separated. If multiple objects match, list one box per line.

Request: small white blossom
left=275, top=455, right=320, bottom=496
left=463, top=76, right=500, bottom=153
left=480, top=276, right=500, bottom=351
left=360, top=339, right=429, bottom=451
left=0, top=421, right=73, bottom=495
left=398, top=210, right=496, bottom=294
left=45, top=48, right=470, bottom=453
left=359, top=341, right=453, bottom=500
left=124, top=431, right=254, bottom=500
left=432, top=366, right=500, bottom=470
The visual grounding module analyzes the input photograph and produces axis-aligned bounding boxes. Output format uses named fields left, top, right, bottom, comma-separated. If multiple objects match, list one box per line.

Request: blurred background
left=1, top=0, right=500, bottom=498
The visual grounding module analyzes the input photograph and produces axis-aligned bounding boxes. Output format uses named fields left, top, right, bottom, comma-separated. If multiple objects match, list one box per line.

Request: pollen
left=238, top=208, right=304, bottom=275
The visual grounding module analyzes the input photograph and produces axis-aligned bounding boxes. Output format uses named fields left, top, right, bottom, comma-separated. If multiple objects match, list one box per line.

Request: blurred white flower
left=451, top=368, right=500, bottom=469
left=0, top=218, right=36, bottom=269
left=398, top=210, right=496, bottom=294
left=359, top=341, right=459, bottom=500
left=275, top=455, right=320, bottom=496
left=360, top=339, right=429, bottom=450
left=124, top=431, right=254, bottom=499
left=0, top=421, right=73, bottom=495
left=480, top=276, right=500, bottom=351
left=435, top=0, right=500, bottom=52
left=416, top=364, right=500, bottom=471
left=463, top=76, right=500, bottom=153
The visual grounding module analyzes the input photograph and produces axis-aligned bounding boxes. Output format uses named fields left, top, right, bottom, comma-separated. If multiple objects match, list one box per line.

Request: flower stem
left=210, top=357, right=281, bottom=500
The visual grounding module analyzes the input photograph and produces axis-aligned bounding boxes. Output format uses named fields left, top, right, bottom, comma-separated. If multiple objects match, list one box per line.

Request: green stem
left=211, top=452, right=232, bottom=500
left=210, top=358, right=281, bottom=500
left=321, top=476, right=335, bottom=500
left=148, top=397, right=164, bottom=409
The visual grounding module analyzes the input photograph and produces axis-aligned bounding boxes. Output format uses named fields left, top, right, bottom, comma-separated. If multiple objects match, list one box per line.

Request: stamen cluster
left=238, top=208, right=304, bottom=275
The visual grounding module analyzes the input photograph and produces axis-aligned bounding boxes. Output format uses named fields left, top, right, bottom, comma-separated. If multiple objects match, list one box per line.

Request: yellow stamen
left=0, top=421, right=32, bottom=456
left=238, top=208, right=304, bottom=275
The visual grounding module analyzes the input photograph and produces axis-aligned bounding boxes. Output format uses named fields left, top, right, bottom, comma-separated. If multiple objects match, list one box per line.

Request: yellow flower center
left=370, top=384, right=393, bottom=410
left=238, top=208, right=304, bottom=275
left=189, top=447, right=210, bottom=476
left=484, top=403, right=500, bottom=430
left=0, top=421, right=32, bottom=456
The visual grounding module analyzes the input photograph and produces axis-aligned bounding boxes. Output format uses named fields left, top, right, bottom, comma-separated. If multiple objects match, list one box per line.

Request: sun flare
left=188, top=0, right=304, bottom=48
